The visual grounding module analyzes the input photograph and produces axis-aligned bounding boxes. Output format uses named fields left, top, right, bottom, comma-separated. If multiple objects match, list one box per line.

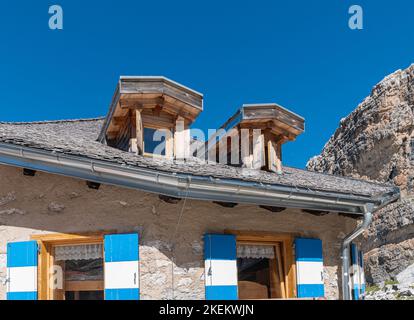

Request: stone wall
left=307, top=64, right=414, bottom=286
left=0, top=165, right=356, bottom=300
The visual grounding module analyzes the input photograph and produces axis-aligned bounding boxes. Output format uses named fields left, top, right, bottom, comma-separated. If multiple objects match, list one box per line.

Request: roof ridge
left=0, top=117, right=105, bottom=125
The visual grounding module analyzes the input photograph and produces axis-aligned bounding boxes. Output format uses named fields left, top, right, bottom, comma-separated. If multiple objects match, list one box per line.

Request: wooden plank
left=269, top=257, right=282, bottom=298
left=241, top=128, right=252, bottom=168
left=165, top=129, right=174, bottom=159
left=252, top=130, right=265, bottom=169
left=31, top=232, right=109, bottom=243
left=65, top=281, right=104, bottom=292
left=136, top=110, right=144, bottom=155
left=226, top=230, right=293, bottom=242
left=37, top=241, right=50, bottom=300
left=266, top=133, right=282, bottom=173
left=174, top=116, right=190, bottom=159
left=52, top=254, right=65, bottom=300
left=275, top=243, right=287, bottom=298
left=284, top=238, right=297, bottom=298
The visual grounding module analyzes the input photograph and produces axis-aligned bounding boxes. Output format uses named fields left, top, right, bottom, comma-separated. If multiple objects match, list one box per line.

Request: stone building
left=0, top=77, right=398, bottom=300
left=308, top=64, right=414, bottom=289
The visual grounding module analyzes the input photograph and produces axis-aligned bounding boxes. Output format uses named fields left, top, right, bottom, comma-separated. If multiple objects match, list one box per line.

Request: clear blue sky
left=0, top=0, right=413, bottom=168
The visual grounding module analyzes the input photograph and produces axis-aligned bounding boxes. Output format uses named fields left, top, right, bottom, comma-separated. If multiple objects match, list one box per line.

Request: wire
left=170, top=178, right=191, bottom=300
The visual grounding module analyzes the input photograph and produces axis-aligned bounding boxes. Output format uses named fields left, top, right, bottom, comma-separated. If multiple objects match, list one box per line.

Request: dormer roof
left=99, top=76, right=203, bottom=142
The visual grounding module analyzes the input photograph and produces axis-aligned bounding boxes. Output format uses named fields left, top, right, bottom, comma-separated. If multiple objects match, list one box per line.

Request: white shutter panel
left=7, top=241, right=38, bottom=300
left=295, top=238, right=325, bottom=298
left=104, top=233, right=139, bottom=300
left=204, top=234, right=238, bottom=300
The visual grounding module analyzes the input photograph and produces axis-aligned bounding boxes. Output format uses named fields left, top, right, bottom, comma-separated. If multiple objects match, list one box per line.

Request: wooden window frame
left=225, top=230, right=297, bottom=299
left=31, top=232, right=113, bottom=300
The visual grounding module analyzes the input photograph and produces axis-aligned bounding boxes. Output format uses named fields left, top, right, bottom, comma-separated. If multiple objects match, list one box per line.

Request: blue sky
left=0, top=0, right=413, bottom=168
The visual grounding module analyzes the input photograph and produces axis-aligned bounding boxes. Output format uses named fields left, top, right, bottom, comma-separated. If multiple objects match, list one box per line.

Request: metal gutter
left=0, top=143, right=397, bottom=215
left=341, top=190, right=400, bottom=300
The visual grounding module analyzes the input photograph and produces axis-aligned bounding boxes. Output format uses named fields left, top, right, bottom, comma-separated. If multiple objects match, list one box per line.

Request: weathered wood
left=135, top=110, right=144, bottom=155
left=120, top=78, right=203, bottom=111
left=65, top=280, right=104, bottom=292
left=174, top=116, right=190, bottom=160
left=165, top=129, right=174, bottom=158
left=252, top=129, right=265, bottom=169
left=275, top=243, right=287, bottom=298
left=241, top=128, right=252, bottom=168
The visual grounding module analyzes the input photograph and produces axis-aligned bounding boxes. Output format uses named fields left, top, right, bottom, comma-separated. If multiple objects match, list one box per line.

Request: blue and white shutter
left=104, top=233, right=139, bottom=300
left=295, top=238, right=325, bottom=298
left=204, top=234, right=238, bottom=300
left=351, top=244, right=360, bottom=300
left=7, top=241, right=38, bottom=300
left=359, top=250, right=366, bottom=295
left=350, top=244, right=365, bottom=300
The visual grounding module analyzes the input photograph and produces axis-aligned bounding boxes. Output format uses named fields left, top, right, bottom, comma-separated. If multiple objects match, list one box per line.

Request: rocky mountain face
left=307, top=64, right=414, bottom=298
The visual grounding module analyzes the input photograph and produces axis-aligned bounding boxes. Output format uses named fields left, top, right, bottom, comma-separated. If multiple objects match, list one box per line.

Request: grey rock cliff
left=307, top=64, right=414, bottom=289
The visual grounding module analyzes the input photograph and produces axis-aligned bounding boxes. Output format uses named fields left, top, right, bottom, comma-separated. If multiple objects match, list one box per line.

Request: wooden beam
left=213, top=201, right=238, bottom=208
left=241, top=128, right=252, bottom=168
left=174, top=116, right=190, bottom=160
left=275, top=243, right=287, bottom=298
left=252, top=130, right=265, bottom=169
left=23, top=168, right=36, bottom=176
left=112, top=116, right=128, bottom=126
left=165, top=129, right=174, bottom=158
left=159, top=195, right=181, bottom=204
left=267, top=138, right=282, bottom=174
left=259, top=205, right=286, bottom=213
left=65, top=281, right=104, bottom=292
left=136, top=110, right=144, bottom=155
left=302, top=209, right=329, bottom=216
left=120, top=97, right=165, bottom=109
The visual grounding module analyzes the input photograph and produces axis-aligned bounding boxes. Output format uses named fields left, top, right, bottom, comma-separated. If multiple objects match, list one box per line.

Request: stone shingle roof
left=0, top=118, right=396, bottom=198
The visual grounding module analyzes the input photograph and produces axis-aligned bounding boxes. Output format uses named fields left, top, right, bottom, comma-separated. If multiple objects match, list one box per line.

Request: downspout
left=341, top=203, right=373, bottom=300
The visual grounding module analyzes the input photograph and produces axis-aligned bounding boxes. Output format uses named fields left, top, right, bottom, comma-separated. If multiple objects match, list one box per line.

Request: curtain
left=55, top=243, right=103, bottom=261
left=237, top=245, right=275, bottom=259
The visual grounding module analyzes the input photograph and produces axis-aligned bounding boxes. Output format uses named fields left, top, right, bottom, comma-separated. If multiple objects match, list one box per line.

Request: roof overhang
left=221, top=103, right=305, bottom=140
left=98, top=76, right=203, bottom=142
left=0, top=142, right=400, bottom=216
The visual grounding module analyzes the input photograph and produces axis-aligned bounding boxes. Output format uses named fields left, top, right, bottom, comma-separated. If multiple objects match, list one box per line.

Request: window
left=226, top=231, right=296, bottom=299
left=237, top=243, right=287, bottom=299
left=144, top=127, right=166, bottom=156
left=54, top=244, right=104, bottom=300
left=32, top=233, right=107, bottom=300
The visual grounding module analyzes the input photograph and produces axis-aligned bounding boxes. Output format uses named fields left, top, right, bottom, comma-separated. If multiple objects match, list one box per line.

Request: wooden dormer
left=204, top=103, right=304, bottom=173
left=99, top=77, right=203, bottom=158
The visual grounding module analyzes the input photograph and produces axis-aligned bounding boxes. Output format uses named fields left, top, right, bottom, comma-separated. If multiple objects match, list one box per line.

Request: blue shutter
left=351, top=244, right=360, bottom=300
left=295, top=238, right=325, bottom=298
left=204, top=234, right=238, bottom=300
left=104, top=233, right=139, bottom=300
left=7, top=241, right=38, bottom=300
left=359, top=250, right=365, bottom=295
